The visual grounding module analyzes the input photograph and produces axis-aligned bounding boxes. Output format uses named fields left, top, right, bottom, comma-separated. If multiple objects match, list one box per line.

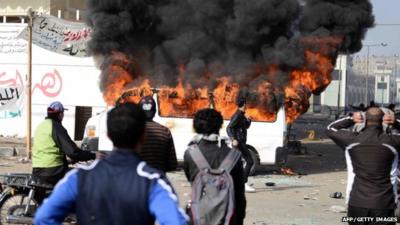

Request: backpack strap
left=188, top=144, right=211, bottom=170
left=218, top=148, right=242, bottom=173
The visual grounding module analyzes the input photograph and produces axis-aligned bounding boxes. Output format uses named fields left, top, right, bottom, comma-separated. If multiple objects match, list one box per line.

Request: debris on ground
left=18, top=157, right=31, bottom=164
left=329, top=205, right=347, bottom=213
left=252, top=221, right=268, bottom=225
left=265, top=182, right=276, bottom=187
left=329, top=192, right=343, bottom=199
left=280, top=167, right=296, bottom=176
left=303, top=195, right=319, bottom=201
left=304, top=190, right=319, bottom=201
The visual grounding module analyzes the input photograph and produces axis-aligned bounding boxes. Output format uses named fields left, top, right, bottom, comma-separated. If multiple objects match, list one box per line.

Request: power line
left=375, top=24, right=400, bottom=26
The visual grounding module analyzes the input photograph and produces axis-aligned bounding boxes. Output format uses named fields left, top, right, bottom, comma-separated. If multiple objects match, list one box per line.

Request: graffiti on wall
left=18, top=15, right=91, bottom=57
left=0, top=69, right=63, bottom=118
left=0, top=27, right=27, bottom=54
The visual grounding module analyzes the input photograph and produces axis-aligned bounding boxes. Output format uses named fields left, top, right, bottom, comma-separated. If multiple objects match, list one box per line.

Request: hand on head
left=383, top=112, right=395, bottom=125
left=352, top=112, right=364, bottom=124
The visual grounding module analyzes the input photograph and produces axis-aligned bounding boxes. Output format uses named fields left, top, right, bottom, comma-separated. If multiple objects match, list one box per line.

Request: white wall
left=320, top=55, right=348, bottom=108
left=0, top=0, right=50, bottom=16
left=0, top=24, right=106, bottom=137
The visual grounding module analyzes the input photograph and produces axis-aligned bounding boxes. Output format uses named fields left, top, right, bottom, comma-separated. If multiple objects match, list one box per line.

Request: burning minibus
left=82, top=88, right=288, bottom=174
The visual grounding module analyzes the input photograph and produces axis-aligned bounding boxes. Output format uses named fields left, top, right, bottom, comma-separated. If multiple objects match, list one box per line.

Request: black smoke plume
left=86, top=0, right=374, bottom=120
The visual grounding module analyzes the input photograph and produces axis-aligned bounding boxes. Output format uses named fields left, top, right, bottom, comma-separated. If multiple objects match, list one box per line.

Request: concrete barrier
left=0, top=147, right=16, bottom=157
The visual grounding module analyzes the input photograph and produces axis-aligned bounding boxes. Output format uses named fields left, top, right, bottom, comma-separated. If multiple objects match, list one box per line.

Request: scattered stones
left=18, top=157, right=31, bottom=164
left=329, top=192, right=343, bottom=199
left=330, top=205, right=347, bottom=213
left=265, top=182, right=275, bottom=187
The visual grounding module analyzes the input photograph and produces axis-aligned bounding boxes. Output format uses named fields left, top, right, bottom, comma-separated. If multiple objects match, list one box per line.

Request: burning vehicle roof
left=85, top=0, right=375, bottom=123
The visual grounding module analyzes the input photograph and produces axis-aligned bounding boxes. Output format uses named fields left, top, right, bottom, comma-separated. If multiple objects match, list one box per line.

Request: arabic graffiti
left=18, top=15, right=91, bottom=57
left=0, top=70, right=24, bottom=86
left=32, top=69, right=63, bottom=97
left=0, top=69, right=63, bottom=98
left=0, top=28, right=27, bottom=54
left=0, top=110, right=22, bottom=119
left=64, top=29, right=91, bottom=42
left=0, top=87, right=20, bottom=104
left=0, top=85, right=23, bottom=116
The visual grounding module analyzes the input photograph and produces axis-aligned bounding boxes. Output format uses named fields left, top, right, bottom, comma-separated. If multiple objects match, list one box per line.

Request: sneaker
left=245, top=183, right=256, bottom=193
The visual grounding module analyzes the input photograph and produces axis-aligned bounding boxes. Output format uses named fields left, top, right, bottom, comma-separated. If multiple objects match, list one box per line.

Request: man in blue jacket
left=34, top=103, right=188, bottom=225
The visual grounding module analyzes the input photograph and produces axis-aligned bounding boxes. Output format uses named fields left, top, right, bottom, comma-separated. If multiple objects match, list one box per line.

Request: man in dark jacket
left=327, top=107, right=400, bottom=225
left=226, top=97, right=254, bottom=192
left=184, top=108, right=246, bottom=225
left=139, top=96, right=178, bottom=172
left=35, top=103, right=187, bottom=225
left=32, top=101, right=95, bottom=187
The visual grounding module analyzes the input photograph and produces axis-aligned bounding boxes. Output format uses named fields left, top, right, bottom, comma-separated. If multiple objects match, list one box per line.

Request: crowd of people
left=28, top=96, right=400, bottom=225
left=31, top=96, right=255, bottom=225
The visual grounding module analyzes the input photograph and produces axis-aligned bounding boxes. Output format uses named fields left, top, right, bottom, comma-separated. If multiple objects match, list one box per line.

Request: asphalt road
left=0, top=139, right=348, bottom=225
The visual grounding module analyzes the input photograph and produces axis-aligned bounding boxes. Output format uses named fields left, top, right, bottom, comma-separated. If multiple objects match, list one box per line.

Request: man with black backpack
left=184, top=108, right=246, bottom=225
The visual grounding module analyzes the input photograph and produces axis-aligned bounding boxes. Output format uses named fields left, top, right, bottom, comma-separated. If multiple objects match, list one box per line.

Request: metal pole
left=365, top=46, right=370, bottom=104
left=26, top=9, right=33, bottom=159
left=336, top=56, right=342, bottom=118
left=395, top=58, right=398, bottom=104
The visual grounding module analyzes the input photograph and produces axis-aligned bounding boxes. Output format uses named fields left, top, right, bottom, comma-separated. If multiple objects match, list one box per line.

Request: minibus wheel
left=246, top=145, right=260, bottom=176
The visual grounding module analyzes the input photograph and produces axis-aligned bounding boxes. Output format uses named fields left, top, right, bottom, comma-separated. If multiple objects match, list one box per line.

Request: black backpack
left=188, top=144, right=241, bottom=225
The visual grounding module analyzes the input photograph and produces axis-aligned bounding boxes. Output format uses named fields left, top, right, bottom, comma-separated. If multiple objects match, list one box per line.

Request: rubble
left=330, top=205, right=347, bottom=213
left=329, top=192, right=343, bottom=199
left=265, top=182, right=276, bottom=187
left=0, top=147, right=16, bottom=157
left=280, top=167, right=296, bottom=176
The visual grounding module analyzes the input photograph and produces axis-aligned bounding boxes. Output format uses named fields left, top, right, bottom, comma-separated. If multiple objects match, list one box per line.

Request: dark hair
left=193, top=108, right=223, bottom=135
left=236, top=97, right=246, bottom=108
left=366, top=107, right=383, bottom=126
left=139, top=96, right=156, bottom=120
left=388, top=104, right=395, bottom=111
left=47, top=109, right=62, bottom=122
left=107, top=103, right=146, bottom=149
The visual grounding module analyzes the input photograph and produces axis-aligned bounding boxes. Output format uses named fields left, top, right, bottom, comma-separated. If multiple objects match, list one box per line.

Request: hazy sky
left=356, top=0, right=400, bottom=57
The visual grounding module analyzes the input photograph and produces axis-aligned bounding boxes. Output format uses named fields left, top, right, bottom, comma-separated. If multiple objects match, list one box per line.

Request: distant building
left=396, top=79, right=400, bottom=104
left=309, top=55, right=349, bottom=115
left=0, top=0, right=85, bottom=23
left=374, top=60, right=394, bottom=105
left=309, top=54, right=400, bottom=116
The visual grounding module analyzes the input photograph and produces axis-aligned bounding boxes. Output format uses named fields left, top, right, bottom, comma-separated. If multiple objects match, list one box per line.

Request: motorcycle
left=0, top=173, right=73, bottom=224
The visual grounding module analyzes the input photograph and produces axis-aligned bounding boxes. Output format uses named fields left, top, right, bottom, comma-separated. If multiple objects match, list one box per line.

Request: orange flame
left=102, top=37, right=341, bottom=124
left=158, top=80, right=209, bottom=117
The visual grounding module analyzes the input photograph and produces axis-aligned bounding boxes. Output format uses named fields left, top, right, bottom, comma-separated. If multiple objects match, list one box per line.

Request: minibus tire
left=246, top=145, right=260, bottom=176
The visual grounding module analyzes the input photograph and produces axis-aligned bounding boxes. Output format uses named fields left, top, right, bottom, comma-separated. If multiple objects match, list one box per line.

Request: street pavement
left=0, top=139, right=348, bottom=225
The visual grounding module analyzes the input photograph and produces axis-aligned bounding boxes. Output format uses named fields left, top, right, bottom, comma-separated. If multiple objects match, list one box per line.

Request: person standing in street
left=184, top=108, right=246, bottom=225
left=227, top=97, right=255, bottom=193
left=327, top=107, right=400, bottom=225
left=139, top=96, right=178, bottom=172
left=34, top=102, right=187, bottom=225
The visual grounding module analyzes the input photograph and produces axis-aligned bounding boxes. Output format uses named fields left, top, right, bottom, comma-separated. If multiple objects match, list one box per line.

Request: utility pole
left=26, top=9, right=34, bottom=159
left=336, top=55, right=343, bottom=119
left=364, top=43, right=388, bottom=104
